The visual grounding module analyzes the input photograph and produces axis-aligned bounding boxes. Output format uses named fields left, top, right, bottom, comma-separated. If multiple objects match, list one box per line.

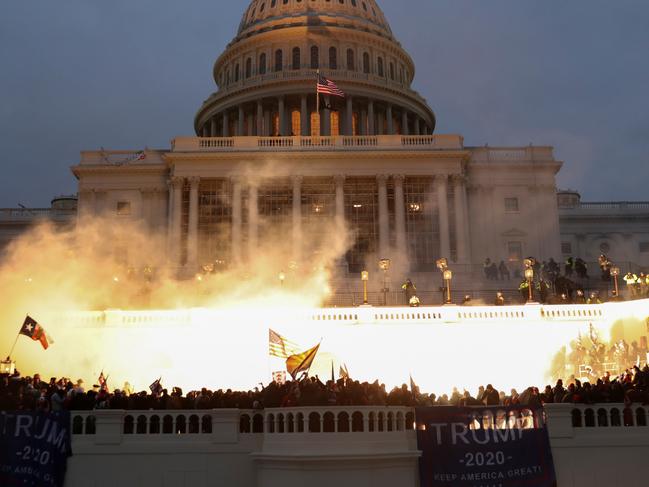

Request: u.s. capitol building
left=8, top=0, right=648, bottom=285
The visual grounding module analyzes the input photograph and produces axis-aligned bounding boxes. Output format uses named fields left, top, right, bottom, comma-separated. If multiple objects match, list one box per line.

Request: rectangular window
left=404, top=177, right=438, bottom=271
left=504, top=197, right=519, bottom=212
left=507, top=241, right=522, bottom=262
left=640, top=242, right=649, bottom=253
left=561, top=242, right=572, bottom=255
left=116, top=201, right=131, bottom=216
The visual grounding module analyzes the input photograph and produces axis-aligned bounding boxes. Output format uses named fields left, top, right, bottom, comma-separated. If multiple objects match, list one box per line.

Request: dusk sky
left=1, top=0, right=648, bottom=207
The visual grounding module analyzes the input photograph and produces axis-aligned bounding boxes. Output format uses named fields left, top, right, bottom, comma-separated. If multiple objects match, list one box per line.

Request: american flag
left=317, top=73, right=345, bottom=98
left=269, top=329, right=301, bottom=359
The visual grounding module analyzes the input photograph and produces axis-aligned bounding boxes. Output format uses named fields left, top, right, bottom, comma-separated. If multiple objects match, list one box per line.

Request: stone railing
left=469, top=145, right=555, bottom=163
left=70, top=403, right=649, bottom=439
left=568, top=404, right=649, bottom=429
left=203, top=68, right=429, bottom=107
left=238, top=406, right=414, bottom=434
left=572, top=202, right=649, bottom=211
left=171, top=134, right=464, bottom=152
left=0, top=208, right=75, bottom=222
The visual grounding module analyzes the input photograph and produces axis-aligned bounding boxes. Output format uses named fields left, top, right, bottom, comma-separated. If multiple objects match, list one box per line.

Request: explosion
left=1, top=213, right=647, bottom=397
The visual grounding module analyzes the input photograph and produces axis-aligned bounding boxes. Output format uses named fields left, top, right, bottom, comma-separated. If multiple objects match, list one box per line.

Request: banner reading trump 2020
left=416, top=406, right=556, bottom=487
left=0, top=411, right=72, bottom=487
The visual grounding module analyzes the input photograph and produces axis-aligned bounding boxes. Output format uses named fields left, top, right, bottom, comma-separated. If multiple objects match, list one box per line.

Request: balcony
left=170, top=134, right=464, bottom=153
left=201, top=69, right=430, bottom=109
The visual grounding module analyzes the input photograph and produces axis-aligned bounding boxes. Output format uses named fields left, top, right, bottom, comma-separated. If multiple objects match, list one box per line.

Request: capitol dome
left=194, top=0, right=436, bottom=138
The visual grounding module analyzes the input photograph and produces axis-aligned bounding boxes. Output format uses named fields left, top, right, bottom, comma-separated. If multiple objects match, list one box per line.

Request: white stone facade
left=71, top=137, right=563, bottom=284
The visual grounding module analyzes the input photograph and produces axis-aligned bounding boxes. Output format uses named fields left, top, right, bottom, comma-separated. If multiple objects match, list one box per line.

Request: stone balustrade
left=170, top=134, right=464, bottom=152
left=470, top=145, right=555, bottom=163
left=205, top=69, right=428, bottom=107
left=70, top=403, right=649, bottom=440
left=64, top=404, right=649, bottom=487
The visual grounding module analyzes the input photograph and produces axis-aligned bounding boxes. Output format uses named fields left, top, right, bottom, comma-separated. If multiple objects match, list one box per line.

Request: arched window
left=245, top=58, right=252, bottom=78
left=310, top=46, right=319, bottom=69
left=292, top=47, right=301, bottom=70
left=346, top=49, right=355, bottom=70
left=234, top=63, right=240, bottom=82
left=275, top=49, right=283, bottom=71
left=389, top=62, right=394, bottom=80
left=259, top=53, right=267, bottom=75
left=377, top=57, right=384, bottom=77
left=362, top=52, right=370, bottom=74
left=329, top=47, right=337, bottom=69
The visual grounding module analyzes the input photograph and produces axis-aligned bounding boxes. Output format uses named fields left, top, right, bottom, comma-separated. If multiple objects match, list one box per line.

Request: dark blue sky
left=1, top=0, right=648, bottom=207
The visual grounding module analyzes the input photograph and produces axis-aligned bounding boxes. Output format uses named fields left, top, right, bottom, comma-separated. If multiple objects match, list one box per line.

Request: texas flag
left=19, top=315, right=53, bottom=350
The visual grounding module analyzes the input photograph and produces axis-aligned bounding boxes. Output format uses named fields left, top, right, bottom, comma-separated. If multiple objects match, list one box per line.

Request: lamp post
left=379, top=259, right=391, bottom=306
left=611, top=266, right=620, bottom=298
left=278, top=271, right=286, bottom=287
left=443, top=269, right=453, bottom=304
left=436, top=258, right=449, bottom=305
left=524, top=267, right=534, bottom=303
left=361, top=270, right=369, bottom=305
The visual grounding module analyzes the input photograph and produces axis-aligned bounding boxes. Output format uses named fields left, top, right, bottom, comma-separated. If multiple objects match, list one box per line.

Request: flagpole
left=316, top=69, right=320, bottom=134
left=7, top=333, right=21, bottom=360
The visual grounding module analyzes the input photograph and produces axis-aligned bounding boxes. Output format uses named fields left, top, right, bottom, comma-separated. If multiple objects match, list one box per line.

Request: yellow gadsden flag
left=285, top=343, right=321, bottom=380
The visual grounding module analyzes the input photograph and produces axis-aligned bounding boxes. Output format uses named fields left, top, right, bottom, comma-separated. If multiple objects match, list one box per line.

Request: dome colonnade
left=194, top=0, right=436, bottom=138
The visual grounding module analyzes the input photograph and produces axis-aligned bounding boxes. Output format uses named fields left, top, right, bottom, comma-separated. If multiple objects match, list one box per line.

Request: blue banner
left=416, top=406, right=556, bottom=487
left=0, top=411, right=72, bottom=487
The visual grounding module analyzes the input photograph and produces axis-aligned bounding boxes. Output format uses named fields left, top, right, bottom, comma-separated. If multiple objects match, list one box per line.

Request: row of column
left=200, top=95, right=430, bottom=138
left=167, top=174, right=470, bottom=269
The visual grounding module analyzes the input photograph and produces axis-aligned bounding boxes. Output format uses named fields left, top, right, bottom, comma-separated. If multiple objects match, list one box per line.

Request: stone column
left=461, top=175, right=472, bottom=265
left=386, top=104, right=393, bottom=135
left=166, top=182, right=174, bottom=253
left=414, top=118, right=420, bottom=136
left=210, top=118, right=218, bottom=137
left=292, top=175, right=303, bottom=262
left=394, top=175, right=407, bottom=259
left=452, top=175, right=469, bottom=264
left=238, top=106, right=245, bottom=136
left=222, top=112, right=229, bottom=137
left=335, top=175, right=346, bottom=231
left=435, top=175, right=450, bottom=259
left=278, top=96, right=286, bottom=136
left=231, top=178, right=242, bottom=264
left=264, top=110, right=271, bottom=136
left=360, top=109, right=367, bottom=136
left=323, top=95, right=331, bottom=136
left=300, top=95, right=308, bottom=136
left=367, top=100, right=375, bottom=135
left=401, top=110, right=409, bottom=136
left=377, top=174, right=389, bottom=258
left=248, top=185, right=259, bottom=258
left=256, top=101, right=264, bottom=136
left=171, top=177, right=184, bottom=267
left=247, top=112, right=254, bottom=136
left=187, top=177, right=200, bottom=268
left=346, top=95, right=353, bottom=136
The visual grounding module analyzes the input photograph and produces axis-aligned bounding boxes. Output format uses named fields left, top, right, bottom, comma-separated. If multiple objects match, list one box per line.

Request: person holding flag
left=98, top=371, right=109, bottom=391
left=285, top=342, right=321, bottom=380
left=150, top=377, right=164, bottom=397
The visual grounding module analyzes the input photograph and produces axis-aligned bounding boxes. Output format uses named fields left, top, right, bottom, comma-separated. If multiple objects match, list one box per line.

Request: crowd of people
left=2, top=363, right=648, bottom=413
left=480, top=255, right=648, bottom=305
